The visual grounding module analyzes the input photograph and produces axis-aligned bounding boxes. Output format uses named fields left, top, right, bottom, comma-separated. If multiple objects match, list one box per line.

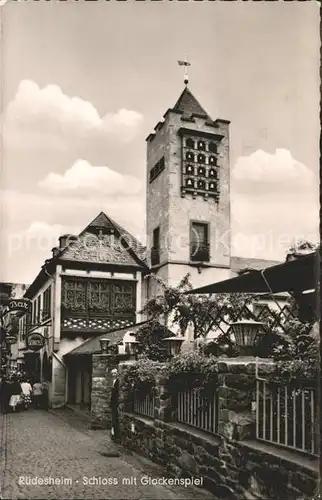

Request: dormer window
left=209, top=142, right=217, bottom=153
left=186, top=178, right=194, bottom=188
left=198, top=140, right=206, bottom=151
left=197, top=166, right=206, bottom=176
left=197, top=153, right=206, bottom=164
left=186, top=151, right=194, bottom=162
left=209, top=168, right=217, bottom=179
left=186, top=164, right=194, bottom=175
left=186, top=138, right=194, bottom=149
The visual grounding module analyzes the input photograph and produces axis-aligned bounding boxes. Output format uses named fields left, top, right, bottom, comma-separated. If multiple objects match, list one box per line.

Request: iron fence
left=176, top=387, right=219, bottom=435
left=133, top=390, right=155, bottom=419
left=256, top=379, right=319, bottom=456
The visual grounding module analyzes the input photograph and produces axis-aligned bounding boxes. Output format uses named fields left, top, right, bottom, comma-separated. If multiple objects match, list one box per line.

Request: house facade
left=17, top=85, right=281, bottom=408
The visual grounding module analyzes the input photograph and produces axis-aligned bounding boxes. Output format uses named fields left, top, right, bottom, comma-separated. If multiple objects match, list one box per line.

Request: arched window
left=209, top=156, right=217, bottom=166
left=186, top=164, right=194, bottom=175
left=186, top=138, right=194, bottom=149
left=198, top=140, right=206, bottom=151
left=209, top=168, right=217, bottom=179
left=209, top=182, right=217, bottom=191
left=186, top=151, right=194, bottom=162
left=209, top=142, right=217, bottom=153
left=197, top=180, right=206, bottom=190
left=186, top=178, right=194, bottom=188
left=197, top=166, right=206, bottom=176
left=197, top=153, right=206, bottom=164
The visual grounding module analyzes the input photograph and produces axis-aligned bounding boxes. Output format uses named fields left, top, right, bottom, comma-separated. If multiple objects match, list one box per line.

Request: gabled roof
left=59, top=211, right=147, bottom=268
left=172, top=87, right=213, bottom=121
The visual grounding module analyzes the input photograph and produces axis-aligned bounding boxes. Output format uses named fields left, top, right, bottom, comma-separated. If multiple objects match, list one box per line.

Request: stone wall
left=115, top=360, right=319, bottom=500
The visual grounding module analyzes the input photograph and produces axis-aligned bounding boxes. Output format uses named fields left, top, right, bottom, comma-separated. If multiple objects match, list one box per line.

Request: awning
left=188, top=252, right=318, bottom=294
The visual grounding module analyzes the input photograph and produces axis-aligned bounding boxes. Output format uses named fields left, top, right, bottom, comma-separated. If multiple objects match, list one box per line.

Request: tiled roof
left=230, top=256, right=282, bottom=274
left=172, top=87, right=213, bottom=121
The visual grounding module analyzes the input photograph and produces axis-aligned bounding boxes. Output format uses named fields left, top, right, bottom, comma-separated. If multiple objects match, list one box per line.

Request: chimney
left=58, top=234, right=77, bottom=249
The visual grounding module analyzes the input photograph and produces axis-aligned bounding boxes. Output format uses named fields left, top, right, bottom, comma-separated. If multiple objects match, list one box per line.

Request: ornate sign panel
left=60, top=232, right=138, bottom=266
left=27, top=332, right=45, bottom=351
left=8, top=298, right=30, bottom=313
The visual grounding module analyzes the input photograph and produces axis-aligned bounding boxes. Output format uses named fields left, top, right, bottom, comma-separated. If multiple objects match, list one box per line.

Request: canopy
left=188, top=252, right=318, bottom=295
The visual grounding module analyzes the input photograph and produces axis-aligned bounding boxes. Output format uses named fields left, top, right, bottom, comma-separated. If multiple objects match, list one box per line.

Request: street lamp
left=124, top=338, right=139, bottom=358
left=229, top=319, right=264, bottom=356
left=99, top=338, right=110, bottom=353
left=163, top=336, right=185, bottom=357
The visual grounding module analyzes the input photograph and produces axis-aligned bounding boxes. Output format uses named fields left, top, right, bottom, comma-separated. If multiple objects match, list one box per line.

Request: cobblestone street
left=0, top=408, right=215, bottom=500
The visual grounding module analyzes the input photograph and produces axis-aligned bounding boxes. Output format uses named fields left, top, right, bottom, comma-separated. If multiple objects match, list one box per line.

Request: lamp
left=124, top=338, right=139, bottom=357
left=99, top=338, right=110, bottom=353
left=163, top=336, right=185, bottom=356
left=229, top=320, right=264, bottom=356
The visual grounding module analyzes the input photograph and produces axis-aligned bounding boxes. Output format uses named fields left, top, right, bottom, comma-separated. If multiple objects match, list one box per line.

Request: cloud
left=2, top=79, right=143, bottom=148
left=38, top=159, right=142, bottom=196
left=231, top=149, right=319, bottom=260
left=232, top=148, right=315, bottom=193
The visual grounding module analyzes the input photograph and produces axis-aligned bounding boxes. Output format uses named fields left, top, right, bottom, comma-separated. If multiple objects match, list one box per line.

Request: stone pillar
left=90, top=353, right=118, bottom=429
left=217, top=359, right=257, bottom=442
left=154, top=368, right=174, bottom=423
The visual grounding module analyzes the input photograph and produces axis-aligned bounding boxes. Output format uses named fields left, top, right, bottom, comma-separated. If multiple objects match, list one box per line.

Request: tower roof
left=172, top=87, right=213, bottom=121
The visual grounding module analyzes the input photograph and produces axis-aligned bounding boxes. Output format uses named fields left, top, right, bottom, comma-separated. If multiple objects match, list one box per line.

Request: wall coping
left=239, top=439, right=319, bottom=474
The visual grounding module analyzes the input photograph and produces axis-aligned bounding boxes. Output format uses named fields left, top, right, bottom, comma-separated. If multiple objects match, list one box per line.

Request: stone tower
left=146, top=86, right=231, bottom=294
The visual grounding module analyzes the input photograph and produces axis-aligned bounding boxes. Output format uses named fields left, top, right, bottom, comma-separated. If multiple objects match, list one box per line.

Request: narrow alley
left=0, top=408, right=215, bottom=500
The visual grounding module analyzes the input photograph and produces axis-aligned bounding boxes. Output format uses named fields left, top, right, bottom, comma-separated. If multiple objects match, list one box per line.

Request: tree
left=135, top=320, right=175, bottom=362
left=140, top=273, right=258, bottom=340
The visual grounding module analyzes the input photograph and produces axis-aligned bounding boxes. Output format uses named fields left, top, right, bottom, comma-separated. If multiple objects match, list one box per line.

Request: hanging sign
left=27, top=332, right=45, bottom=351
left=8, top=298, right=30, bottom=313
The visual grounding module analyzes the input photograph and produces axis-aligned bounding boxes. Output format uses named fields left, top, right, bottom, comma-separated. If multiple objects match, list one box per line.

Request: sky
left=0, top=0, right=320, bottom=284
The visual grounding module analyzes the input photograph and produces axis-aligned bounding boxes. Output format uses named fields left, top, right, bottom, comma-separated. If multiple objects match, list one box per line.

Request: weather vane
left=177, top=56, right=191, bottom=86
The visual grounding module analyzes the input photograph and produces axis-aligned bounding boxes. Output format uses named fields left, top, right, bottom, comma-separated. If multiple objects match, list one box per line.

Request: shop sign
left=8, top=298, right=30, bottom=313
left=27, top=332, right=45, bottom=351
left=6, top=336, right=17, bottom=345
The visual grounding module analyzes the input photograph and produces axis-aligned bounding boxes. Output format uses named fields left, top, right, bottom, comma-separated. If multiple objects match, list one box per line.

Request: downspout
left=52, top=351, right=68, bottom=407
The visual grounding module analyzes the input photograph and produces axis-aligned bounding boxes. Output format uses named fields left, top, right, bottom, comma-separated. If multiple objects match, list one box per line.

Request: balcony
left=151, top=247, right=160, bottom=266
left=190, top=243, right=210, bottom=262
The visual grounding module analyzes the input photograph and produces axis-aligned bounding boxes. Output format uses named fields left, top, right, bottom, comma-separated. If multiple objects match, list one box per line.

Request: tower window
left=197, top=166, right=206, bottom=176
left=151, top=227, right=160, bottom=266
left=209, top=168, right=217, bottom=179
left=197, top=180, right=206, bottom=190
left=150, top=156, right=165, bottom=183
left=209, top=142, right=217, bottom=153
left=209, top=181, right=217, bottom=191
left=209, top=156, right=217, bottom=166
left=186, top=164, right=194, bottom=175
left=186, top=178, right=194, bottom=188
left=186, top=138, right=194, bottom=149
left=190, top=222, right=210, bottom=262
left=186, top=151, right=194, bottom=162
left=197, top=153, right=206, bottom=164
left=198, top=140, right=206, bottom=151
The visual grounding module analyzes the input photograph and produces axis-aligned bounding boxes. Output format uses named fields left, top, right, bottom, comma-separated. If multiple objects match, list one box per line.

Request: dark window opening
left=209, top=142, right=217, bottom=153
left=151, top=227, right=160, bottom=266
left=186, top=138, right=194, bottom=149
left=198, top=140, right=206, bottom=150
left=209, top=156, right=217, bottom=166
left=186, top=151, right=194, bottom=162
left=209, top=169, right=217, bottom=179
left=197, top=153, right=206, bottom=164
left=197, top=180, right=206, bottom=190
left=149, top=157, right=165, bottom=183
left=42, top=286, right=52, bottom=321
left=186, top=178, right=194, bottom=188
left=190, top=222, right=210, bottom=262
left=209, top=182, right=217, bottom=191
left=197, top=166, right=206, bottom=176
left=186, top=164, right=194, bottom=175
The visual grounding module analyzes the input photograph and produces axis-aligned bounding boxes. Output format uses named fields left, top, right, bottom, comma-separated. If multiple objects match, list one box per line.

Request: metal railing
left=190, top=243, right=210, bottom=262
left=256, top=379, right=319, bottom=456
left=133, top=390, right=155, bottom=419
left=177, top=387, right=218, bottom=435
